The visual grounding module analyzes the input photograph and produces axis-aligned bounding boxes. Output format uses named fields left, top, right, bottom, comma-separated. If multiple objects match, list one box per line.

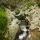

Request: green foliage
left=27, top=1, right=35, bottom=8
left=23, top=0, right=35, bottom=9
left=0, top=8, right=8, bottom=40
left=0, top=8, right=8, bottom=32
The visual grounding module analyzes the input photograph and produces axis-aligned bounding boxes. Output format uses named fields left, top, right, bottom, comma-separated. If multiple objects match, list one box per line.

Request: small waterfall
left=18, top=20, right=31, bottom=40
left=19, top=32, right=27, bottom=40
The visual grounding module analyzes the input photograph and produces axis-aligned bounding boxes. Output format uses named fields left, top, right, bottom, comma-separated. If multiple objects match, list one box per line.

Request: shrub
left=0, top=8, right=8, bottom=40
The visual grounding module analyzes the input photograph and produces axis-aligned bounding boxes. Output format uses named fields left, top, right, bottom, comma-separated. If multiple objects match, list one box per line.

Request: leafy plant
left=0, top=8, right=8, bottom=40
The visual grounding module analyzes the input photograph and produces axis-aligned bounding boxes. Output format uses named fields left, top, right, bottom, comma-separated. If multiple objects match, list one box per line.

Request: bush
left=0, top=8, right=8, bottom=32
left=0, top=8, right=8, bottom=40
